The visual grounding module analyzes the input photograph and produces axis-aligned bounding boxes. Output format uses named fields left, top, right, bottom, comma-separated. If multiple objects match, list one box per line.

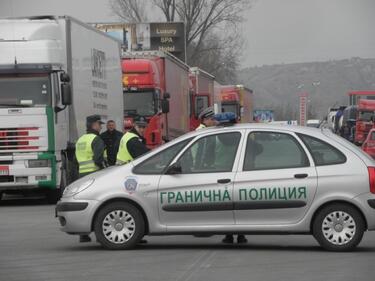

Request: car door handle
left=217, top=178, right=231, bottom=184
left=294, top=173, right=308, bottom=179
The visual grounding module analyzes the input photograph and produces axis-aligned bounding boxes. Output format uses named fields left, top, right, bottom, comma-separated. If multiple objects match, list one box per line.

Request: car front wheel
left=94, top=202, right=145, bottom=250
left=312, top=203, right=365, bottom=251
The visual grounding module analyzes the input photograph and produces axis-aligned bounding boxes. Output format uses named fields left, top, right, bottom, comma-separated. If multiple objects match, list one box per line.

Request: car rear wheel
left=313, top=203, right=365, bottom=251
left=94, top=202, right=145, bottom=250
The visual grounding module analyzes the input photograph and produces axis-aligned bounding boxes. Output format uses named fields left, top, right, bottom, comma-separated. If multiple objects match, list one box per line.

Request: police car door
left=158, top=130, right=244, bottom=226
left=233, top=130, right=317, bottom=225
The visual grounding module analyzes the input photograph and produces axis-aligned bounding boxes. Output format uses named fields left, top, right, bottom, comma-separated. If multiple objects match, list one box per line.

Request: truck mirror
left=161, top=99, right=170, bottom=114
left=164, top=92, right=171, bottom=99
left=61, top=83, right=72, bottom=105
left=60, top=73, right=71, bottom=83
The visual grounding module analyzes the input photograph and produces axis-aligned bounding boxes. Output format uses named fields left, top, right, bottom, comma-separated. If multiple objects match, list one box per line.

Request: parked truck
left=188, top=67, right=215, bottom=130
left=122, top=51, right=191, bottom=147
left=354, top=99, right=375, bottom=145
left=0, top=16, right=123, bottom=202
left=218, top=85, right=254, bottom=123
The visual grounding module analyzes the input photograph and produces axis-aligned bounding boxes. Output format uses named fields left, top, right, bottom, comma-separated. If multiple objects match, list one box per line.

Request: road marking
left=176, top=250, right=217, bottom=281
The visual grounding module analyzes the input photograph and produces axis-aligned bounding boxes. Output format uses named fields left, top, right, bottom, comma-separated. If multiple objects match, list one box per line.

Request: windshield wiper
left=0, top=103, right=32, bottom=107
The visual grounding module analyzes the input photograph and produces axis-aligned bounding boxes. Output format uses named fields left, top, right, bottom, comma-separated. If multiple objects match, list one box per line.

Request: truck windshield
left=124, top=91, right=156, bottom=117
left=222, top=103, right=239, bottom=115
left=0, top=75, right=51, bottom=106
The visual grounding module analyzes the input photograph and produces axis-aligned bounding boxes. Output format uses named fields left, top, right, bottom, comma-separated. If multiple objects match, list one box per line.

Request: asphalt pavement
left=1, top=196, right=375, bottom=281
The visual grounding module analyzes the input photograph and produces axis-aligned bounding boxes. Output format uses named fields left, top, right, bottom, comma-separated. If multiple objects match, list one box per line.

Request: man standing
left=116, top=116, right=150, bottom=165
left=100, top=120, right=123, bottom=166
left=75, top=114, right=106, bottom=243
left=76, top=115, right=106, bottom=177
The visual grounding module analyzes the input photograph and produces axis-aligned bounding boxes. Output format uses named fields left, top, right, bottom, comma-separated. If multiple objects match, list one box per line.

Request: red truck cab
left=122, top=51, right=192, bottom=148
left=219, top=85, right=254, bottom=123
left=362, top=128, right=375, bottom=159
left=122, top=58, right=167, bottom=148
left=354, top=99, right=375, bottom=145
left=220, top=86, right=241, bottom=118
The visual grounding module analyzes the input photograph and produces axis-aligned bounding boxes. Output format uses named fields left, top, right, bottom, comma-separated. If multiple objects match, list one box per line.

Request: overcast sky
left=1, top=0, right=374, bottom=67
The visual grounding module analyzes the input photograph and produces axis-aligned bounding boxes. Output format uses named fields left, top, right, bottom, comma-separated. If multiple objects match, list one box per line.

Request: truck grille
left=0, top=127, right=39, bottom=151
left=0, top=176, right=14, bottom=183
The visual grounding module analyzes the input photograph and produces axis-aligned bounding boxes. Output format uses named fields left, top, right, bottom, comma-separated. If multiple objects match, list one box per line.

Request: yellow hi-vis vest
left=196, top=123, right=206, bottom=130
left=116, top=132, right=138, bottom=165
left=75, top=133, right=99, bottom=174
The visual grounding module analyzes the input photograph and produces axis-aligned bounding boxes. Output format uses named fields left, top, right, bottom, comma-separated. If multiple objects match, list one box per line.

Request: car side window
left=133, top=139, right=192, bottom=174
left=177, top=132, right=241, bottom=173
left=297, top=134, right=346, bottom=166
left=243, top=132, right=309, bottom=171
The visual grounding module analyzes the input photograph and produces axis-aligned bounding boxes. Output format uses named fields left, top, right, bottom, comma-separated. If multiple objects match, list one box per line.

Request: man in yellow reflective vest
left=117, top=116, right=150, bottom=165
left=75, top=114, right=106, bottom=243
left=76, top=115, right=106, bottom=177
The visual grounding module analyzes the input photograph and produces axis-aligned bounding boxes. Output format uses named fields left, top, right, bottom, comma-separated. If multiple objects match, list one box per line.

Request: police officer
left=196, top=106, right=217, bottom=130
left=214, top=112, right=248, bottom=244
left=100, top=120, right=123, bottom=166
left=116, top=116, right=150, bottom=165
left=75, top=114, right=106, bottom=243
left=76, top=115, right=106, bottom=177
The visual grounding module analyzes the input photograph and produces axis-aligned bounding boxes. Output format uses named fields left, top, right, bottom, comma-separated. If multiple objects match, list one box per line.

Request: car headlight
left=28, top=159, right=51, bottom=168
left=63, top=179, right=95, bottom=197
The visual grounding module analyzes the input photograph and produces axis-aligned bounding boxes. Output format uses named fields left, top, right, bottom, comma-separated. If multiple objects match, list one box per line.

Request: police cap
left=86, top=115, right=104, bottom=127
left=134, top=116, right=148, bottom=127
left=198, top=107, right=215, bottom=120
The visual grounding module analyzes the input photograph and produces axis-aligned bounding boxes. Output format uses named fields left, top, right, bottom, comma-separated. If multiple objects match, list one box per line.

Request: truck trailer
left=0, top=16, right=123, bottom=202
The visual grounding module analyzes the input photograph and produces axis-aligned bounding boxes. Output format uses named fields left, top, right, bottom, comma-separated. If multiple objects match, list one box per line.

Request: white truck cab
left=0, top=16, right=123, bottom=201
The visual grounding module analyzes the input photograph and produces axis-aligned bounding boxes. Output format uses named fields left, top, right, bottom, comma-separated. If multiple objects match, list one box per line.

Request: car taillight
left=368, top=167, right=375, bottom=194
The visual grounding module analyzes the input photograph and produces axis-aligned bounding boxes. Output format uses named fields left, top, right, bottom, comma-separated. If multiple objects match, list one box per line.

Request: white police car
left=56, top=123, right=375, bottom=251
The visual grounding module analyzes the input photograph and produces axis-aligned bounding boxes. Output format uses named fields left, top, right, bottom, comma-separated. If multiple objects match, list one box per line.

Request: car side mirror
left=165, top=162, right=182, bottom=175
left=61, top=83, right=72, bottom=105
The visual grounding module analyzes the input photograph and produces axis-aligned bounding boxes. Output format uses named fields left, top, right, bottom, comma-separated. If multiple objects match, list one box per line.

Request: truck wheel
left=312, top=203, right=365, bottom=251
left=94, top=202, right=145, bottom=250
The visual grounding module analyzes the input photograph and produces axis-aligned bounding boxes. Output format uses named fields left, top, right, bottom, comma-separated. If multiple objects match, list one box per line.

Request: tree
left=110, top=0, right=149, bottom=22
left=109, top=0, right=253, bottom=83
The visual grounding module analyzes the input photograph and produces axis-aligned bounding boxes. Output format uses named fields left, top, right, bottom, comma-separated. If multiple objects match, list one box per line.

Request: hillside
left=237, top=58, right=375, bottom=120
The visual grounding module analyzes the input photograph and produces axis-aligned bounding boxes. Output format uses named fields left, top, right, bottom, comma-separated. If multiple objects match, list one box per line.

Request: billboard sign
left=93, top=22, right=186, bottom=62
left=253, top=110, right=274, bottom=123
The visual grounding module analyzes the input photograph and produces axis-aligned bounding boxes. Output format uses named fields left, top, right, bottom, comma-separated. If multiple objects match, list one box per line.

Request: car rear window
left=244, top=132, right=309, bottom=171
left=297, top=133, right=346, bottom=166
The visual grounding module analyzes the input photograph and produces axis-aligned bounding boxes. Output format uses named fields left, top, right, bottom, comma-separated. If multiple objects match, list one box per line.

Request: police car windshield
left=0, top=75, right=51, bottom=106
left=123, top=91, right=156, bottom=117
